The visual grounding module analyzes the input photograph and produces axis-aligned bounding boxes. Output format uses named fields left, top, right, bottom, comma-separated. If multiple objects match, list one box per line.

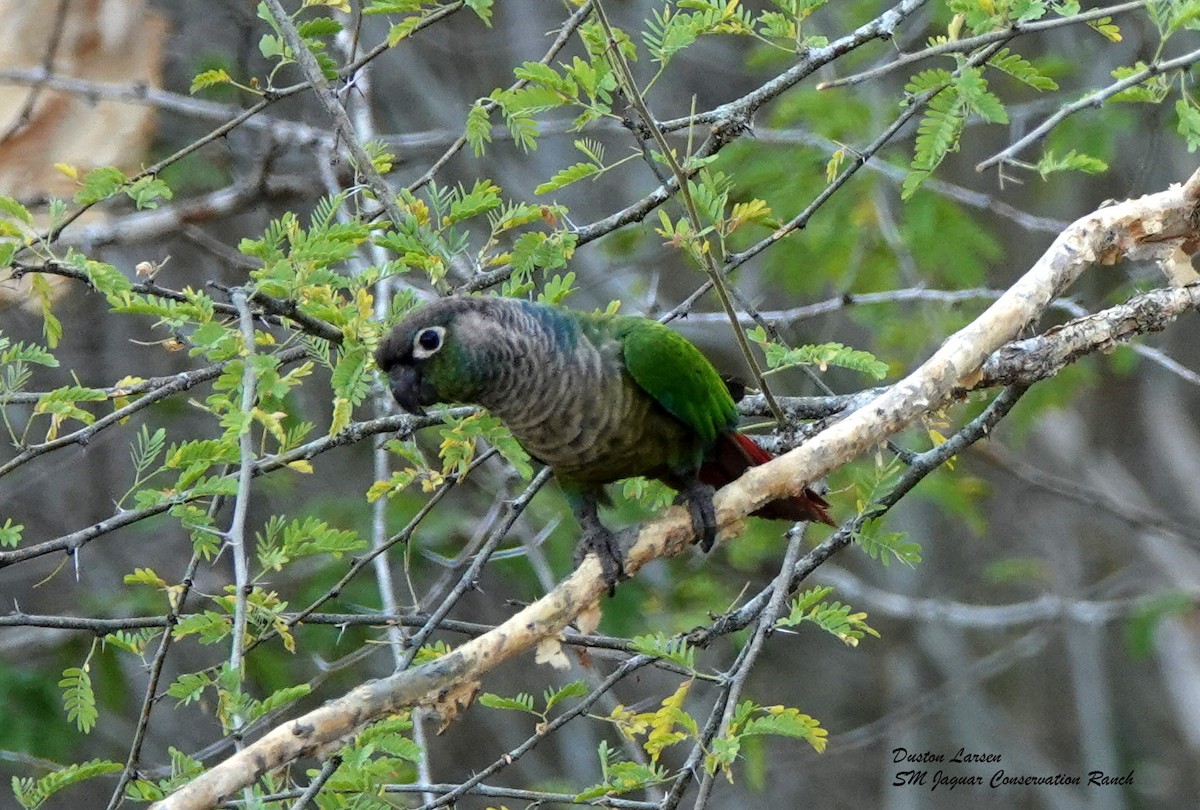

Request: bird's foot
left=675, top=481, right=717, bottom=552
left=574, top=525, right=625, bottom=596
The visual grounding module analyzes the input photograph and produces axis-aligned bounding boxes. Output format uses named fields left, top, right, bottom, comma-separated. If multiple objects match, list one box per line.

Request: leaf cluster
left=776, top=586, right=881, bottom=646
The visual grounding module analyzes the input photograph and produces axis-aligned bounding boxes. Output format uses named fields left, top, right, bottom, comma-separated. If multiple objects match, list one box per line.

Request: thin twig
left=592, top=0, right=785, bottom=423
left=814, top=563, right=1156, bottom=627
left=659, top=656, right=739, bottom=810
left=977, top=45, right=1200, bottom=173
left=726, top=40, right=1010, bottom=272
left=10, top=258, right=344, bottom=344
left=241, top=779, right=658, bottom=810
left=413, top=654, right=657, bottom=810
left=398, top=467, right=554, bottom=669
left=261, top=0, right=405, bottom=228
left=106, top=551, right=204, bottom=810
left=35, top=96, right=274, bottom=246
left=976, top=442, right=1200, bottom=543
left=278, top=447, right=496, bottom=642
left=226, top=290, right=257, bottom=686
left=0, top=346, right=307, bottom=479
left=691, top=526, right=808, bottom=810
left=287, top=756, right=341, bottom=810
left=0, top=404, right=471, bottom=568
left=405, top=1, right=594, bottom=194
left=657, top=0, right=930, bottom=131
left=817, top=0, right=1149, bottom=90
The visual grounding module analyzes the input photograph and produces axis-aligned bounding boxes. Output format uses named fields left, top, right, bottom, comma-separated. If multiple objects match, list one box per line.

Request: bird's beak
left=388, top=365, right=428, bottom=416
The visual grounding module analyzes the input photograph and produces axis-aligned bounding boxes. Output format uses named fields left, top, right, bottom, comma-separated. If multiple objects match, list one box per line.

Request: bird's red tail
left=699, top=432, right=835, bottom=525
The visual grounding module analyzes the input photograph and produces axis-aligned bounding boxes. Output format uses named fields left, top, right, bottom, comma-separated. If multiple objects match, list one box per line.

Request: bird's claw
left=675, top=481, right=717, bottom=552
left=574, top=526, right=625, bottom=596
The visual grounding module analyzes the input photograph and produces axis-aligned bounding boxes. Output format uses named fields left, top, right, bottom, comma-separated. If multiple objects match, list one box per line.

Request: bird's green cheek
left=422, top=356, right=480, bottom=405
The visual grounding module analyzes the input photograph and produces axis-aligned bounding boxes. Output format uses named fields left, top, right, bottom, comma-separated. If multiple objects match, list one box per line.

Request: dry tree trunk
left=0, top=0, right=165, bottom=311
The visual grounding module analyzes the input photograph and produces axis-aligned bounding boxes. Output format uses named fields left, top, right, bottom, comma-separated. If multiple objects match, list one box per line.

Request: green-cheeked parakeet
left=375, top=295, right=833, bottom=589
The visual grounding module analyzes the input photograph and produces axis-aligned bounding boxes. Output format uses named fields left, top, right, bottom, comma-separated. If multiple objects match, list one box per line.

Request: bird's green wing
left=617, top=317, right=739, bottom=447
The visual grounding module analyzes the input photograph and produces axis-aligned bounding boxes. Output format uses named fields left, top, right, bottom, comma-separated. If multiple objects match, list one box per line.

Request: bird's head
left=374, top=296, right=499, bottom=415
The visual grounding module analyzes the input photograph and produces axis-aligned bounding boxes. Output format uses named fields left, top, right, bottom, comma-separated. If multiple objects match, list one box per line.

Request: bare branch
left=658, top=0, right=930, bottom=131
left=406, top=0, right=594, bottom=193
left=816, top=1, right=1149, bottom=91
left=814, top=564, right=1160, bottom=628
left=226, top=290, right=258, bottom=684
left=261, top=0, right=406, bottom=229
left=0, top=346, right=306, bottom=479
left=0, top=407, right=472, bottom=569
left=727, top=40, right=1010, bottom=272
left=974, top=283, right=1200, bottom=388
left=10, top=258, right=345, bottom=344
left=106, top=552, right=204, bottom=810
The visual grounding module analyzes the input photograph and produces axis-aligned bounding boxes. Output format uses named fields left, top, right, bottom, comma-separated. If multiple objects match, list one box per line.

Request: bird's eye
left=412, top=326, right=445, bottom=359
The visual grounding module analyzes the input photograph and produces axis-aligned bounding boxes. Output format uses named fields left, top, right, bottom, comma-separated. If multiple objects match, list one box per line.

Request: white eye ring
left=412, top=326, right=446, bottom=359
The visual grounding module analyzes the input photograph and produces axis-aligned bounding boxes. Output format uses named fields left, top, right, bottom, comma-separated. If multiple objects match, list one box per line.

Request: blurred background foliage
left=1, top=0, right=1200, bottom=807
